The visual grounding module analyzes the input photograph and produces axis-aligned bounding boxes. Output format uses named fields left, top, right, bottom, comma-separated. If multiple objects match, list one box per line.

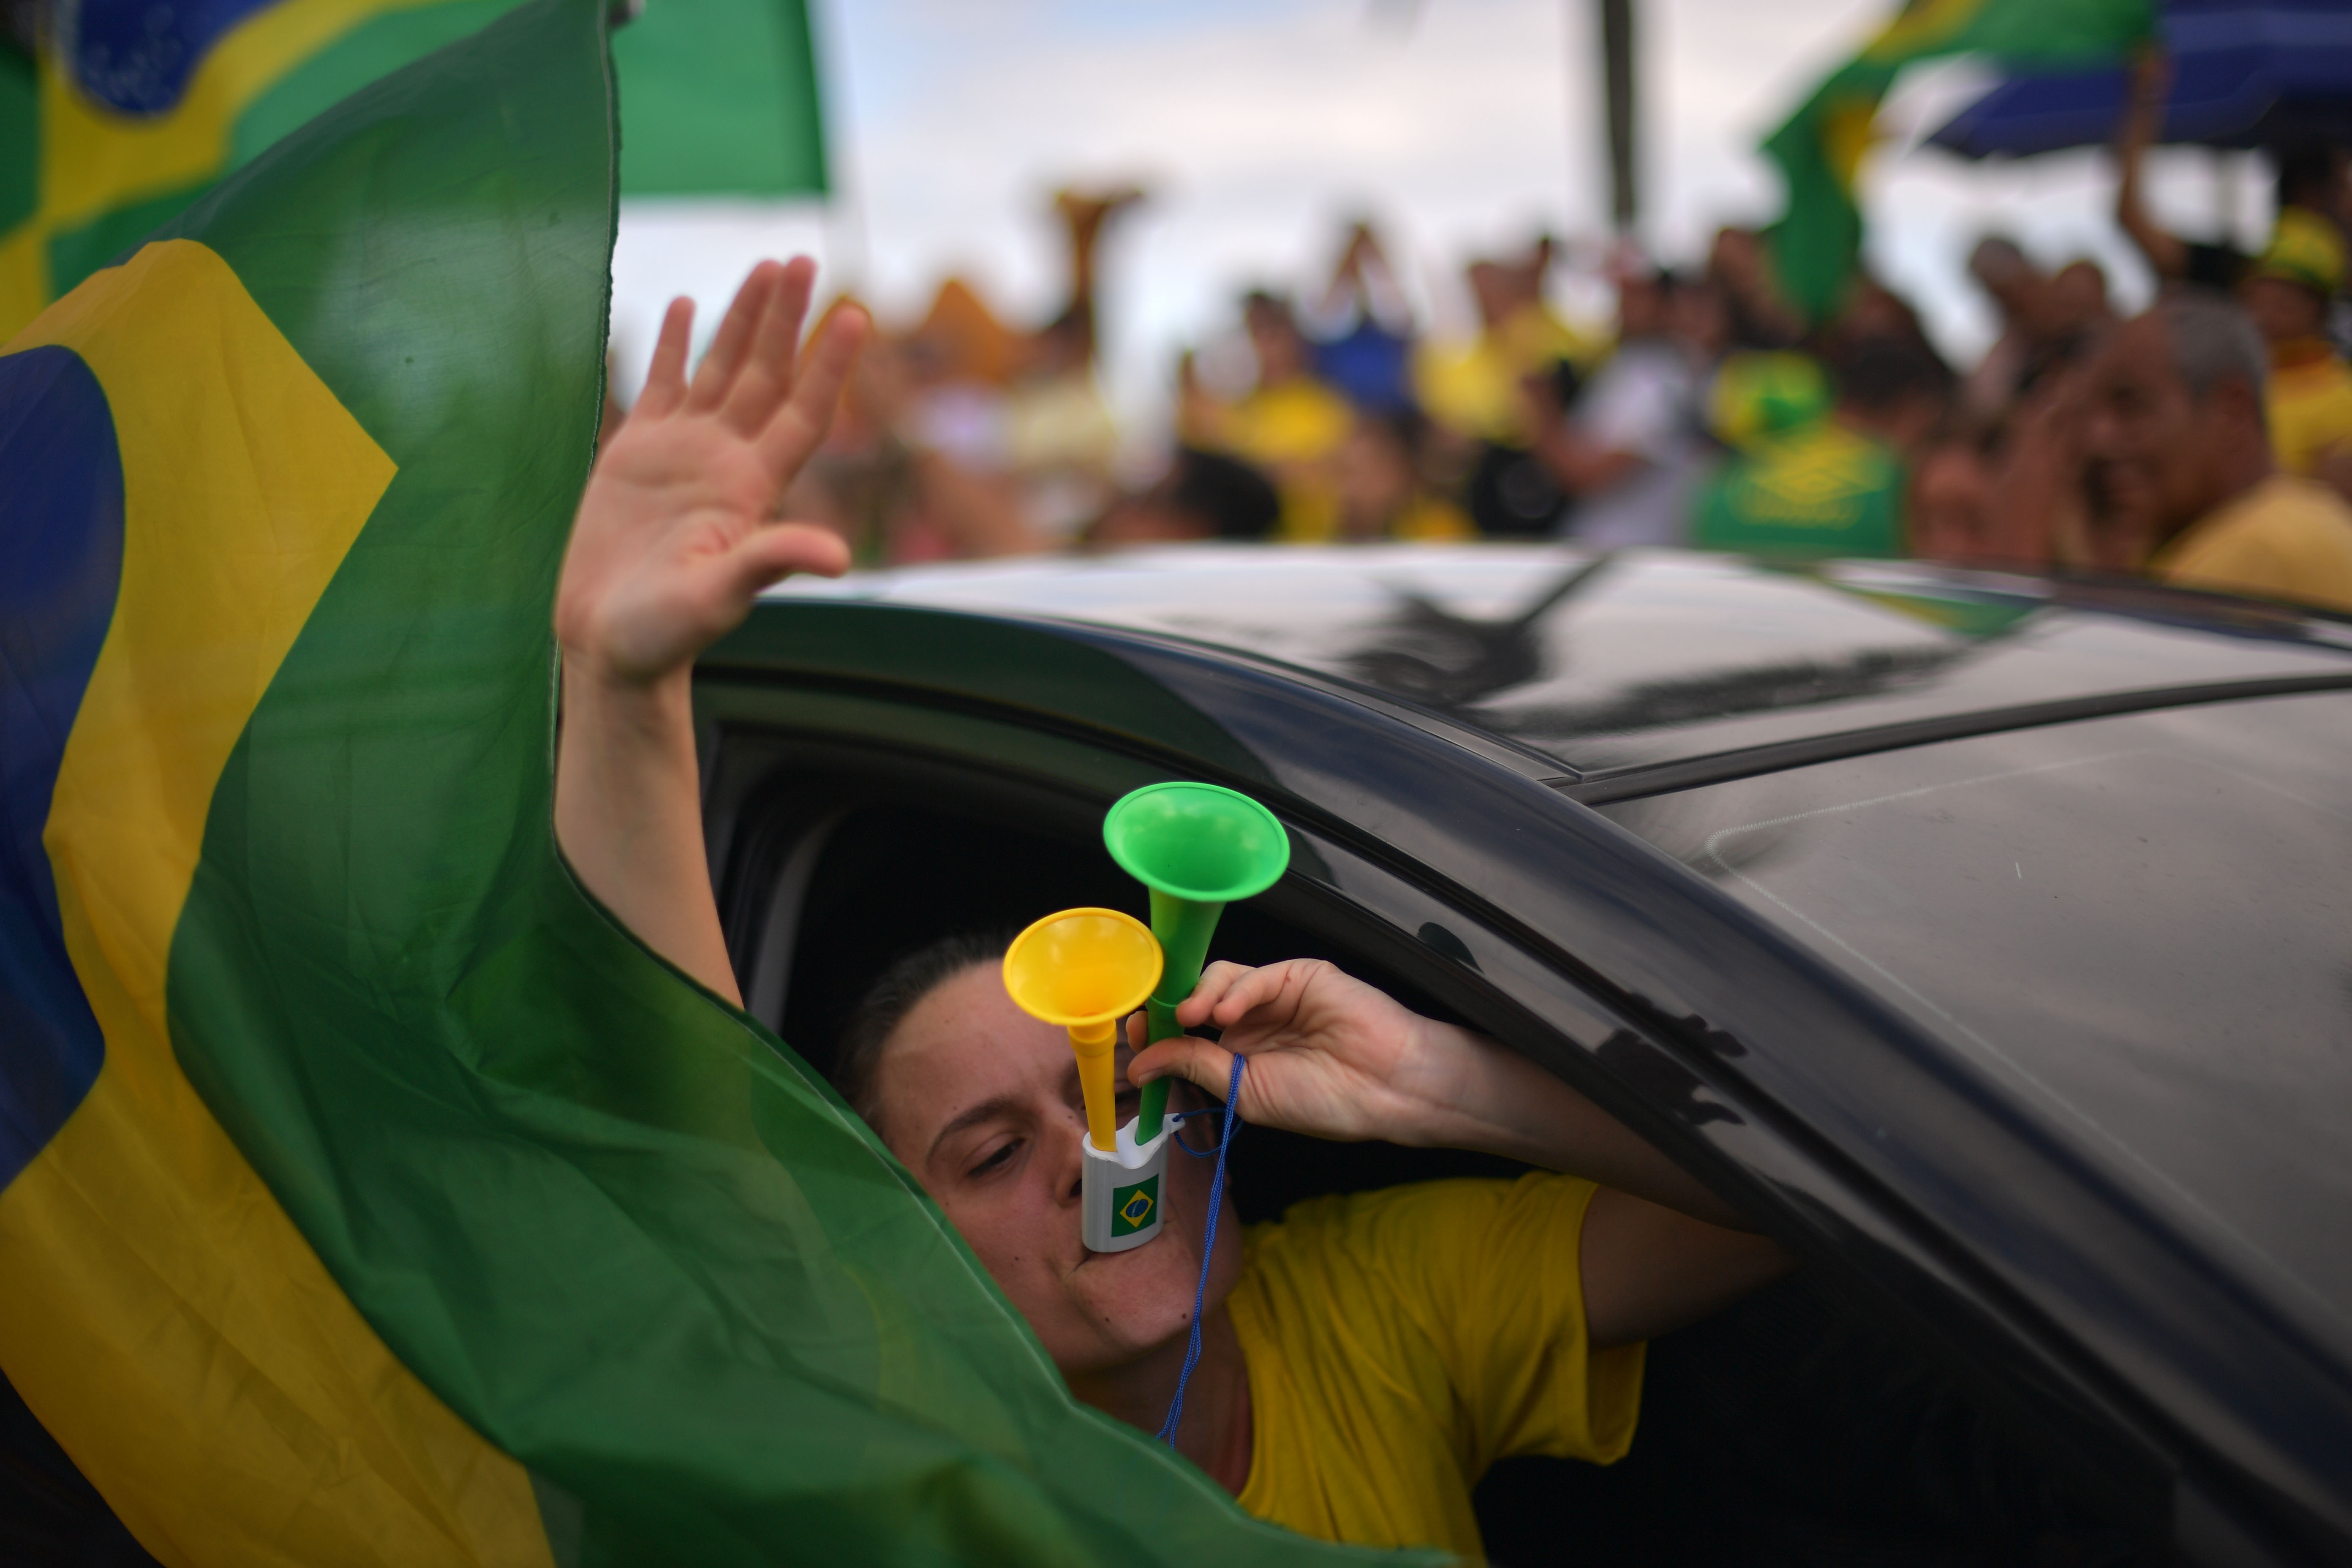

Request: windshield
left=1599, top=692, right=2352, bottom=1349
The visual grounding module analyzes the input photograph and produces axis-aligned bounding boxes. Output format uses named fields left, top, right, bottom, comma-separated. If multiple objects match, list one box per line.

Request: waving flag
left=0, top=0, right=828, bottom=340
left=0, top=0, right=1385, bottom=1562
left=1763, top=0, right=2154, bottom=322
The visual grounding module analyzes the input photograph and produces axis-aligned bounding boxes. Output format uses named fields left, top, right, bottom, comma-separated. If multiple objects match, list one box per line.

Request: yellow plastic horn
left=1002, top=908, right=1163, bottom=1152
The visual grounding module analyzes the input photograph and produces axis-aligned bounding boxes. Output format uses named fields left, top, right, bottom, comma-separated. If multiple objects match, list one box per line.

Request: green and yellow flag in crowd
left=1764, top=0, right=2155, bottom=322
left=0, top=0, right=826, bottom=339
left=0, top=0, right=1397, bottom=1560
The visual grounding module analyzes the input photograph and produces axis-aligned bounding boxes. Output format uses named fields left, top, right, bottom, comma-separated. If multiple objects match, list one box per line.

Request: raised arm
left=2114, top=49, right=2187, bottom=284
left=1132, top=958, right=1791, bottom=1345
left=554, top=259, right=868, bottom=1003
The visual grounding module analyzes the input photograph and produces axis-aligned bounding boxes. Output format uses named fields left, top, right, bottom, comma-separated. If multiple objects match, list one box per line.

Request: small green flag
left=615, top=0, right=828, bottom=198
left=1763, top=0, right=2154, bottom=323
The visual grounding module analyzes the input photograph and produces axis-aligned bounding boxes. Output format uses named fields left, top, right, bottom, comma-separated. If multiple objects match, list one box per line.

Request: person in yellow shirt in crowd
left=1334, top=407, right=1475, bottom=542
left=2238, top=209, right=2352, bottom=497
left=2086, top=297, right=2352, bottom=612
left=553, top=259, right=1791, bottom=1561
left=1181, top=290, right=1357, bottom=542
left=1415, top=244, right=1605, bottom=449
left=1415, top=242, right=1610, bottom=537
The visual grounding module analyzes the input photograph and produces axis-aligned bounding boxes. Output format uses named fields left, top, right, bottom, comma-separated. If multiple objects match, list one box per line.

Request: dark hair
left=831, top=931, right=1008, bottom=1138
left=1168, top=447, right=1282, bottom=539
left=2274, top=142, right=2344, bottom=214
left=1830, top=338, right=1952, bottom=414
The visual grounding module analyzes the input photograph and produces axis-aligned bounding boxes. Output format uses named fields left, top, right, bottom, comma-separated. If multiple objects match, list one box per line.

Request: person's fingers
left=755, top=301, right=869, bottom=487
left=1128, top=1035, right=1238, bottom=1099
left=687, top=261, right=783, bottom=414
left=1174, top=960, right=1258, bottom=1028
left=722, top=257, right=817, bottom=438
left=718, top=523, right=852, bottom=607
left=636, top=297, right=695, bottom=418
left=1207, top=961, right=1304, bottom=1030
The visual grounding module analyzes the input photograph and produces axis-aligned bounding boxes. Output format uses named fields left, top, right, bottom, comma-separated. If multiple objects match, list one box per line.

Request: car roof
left=764, top=544, right=2352, bottom=798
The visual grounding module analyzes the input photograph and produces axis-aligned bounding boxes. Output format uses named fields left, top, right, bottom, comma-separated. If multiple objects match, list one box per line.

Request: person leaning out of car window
left=545, top=257, right=1794, bottom=1557
left=1988, top=294, right=2352, bottom=615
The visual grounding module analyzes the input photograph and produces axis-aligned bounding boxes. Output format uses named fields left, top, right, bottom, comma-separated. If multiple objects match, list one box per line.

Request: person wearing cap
left=2239, top=208, right=2352, bottom=488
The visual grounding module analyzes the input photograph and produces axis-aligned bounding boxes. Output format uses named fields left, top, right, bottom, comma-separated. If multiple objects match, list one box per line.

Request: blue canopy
left=1928, top=0, right=2352, bottom=158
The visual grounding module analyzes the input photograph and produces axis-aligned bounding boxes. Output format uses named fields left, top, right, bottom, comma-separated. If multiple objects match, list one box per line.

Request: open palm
left=558, top=258, right=866, bottom=686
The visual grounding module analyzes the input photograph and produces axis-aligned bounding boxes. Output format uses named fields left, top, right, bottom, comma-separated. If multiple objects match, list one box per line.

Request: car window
left=1598, top=691, right=2352, bottom=1352
left=712, top=738, right=2172, bottom=1557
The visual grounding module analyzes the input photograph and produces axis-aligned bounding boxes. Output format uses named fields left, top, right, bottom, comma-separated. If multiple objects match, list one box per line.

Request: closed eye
left=968, top=1139, right=1021, bottom=1180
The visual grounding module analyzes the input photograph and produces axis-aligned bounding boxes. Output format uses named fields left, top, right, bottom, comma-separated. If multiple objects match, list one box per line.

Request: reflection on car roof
left=765, top=545, right=2352, bottom=779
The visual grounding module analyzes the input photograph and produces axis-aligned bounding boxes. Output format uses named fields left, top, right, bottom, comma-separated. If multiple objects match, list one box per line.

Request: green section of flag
left=614, top=0, right=828, bottom=197
left=1764, top=0, right=2153, bottom=322
left=144, top=0, right=1385, bottom=1561
left=230, top=0, right=524, bottom=166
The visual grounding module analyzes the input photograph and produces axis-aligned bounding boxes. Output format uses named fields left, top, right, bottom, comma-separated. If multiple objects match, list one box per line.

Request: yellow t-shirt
left=1391, top=493, right=1477, bottom=542
left=2268, top=353, right=2352, bottom=479
left=1416, top=306, right=1608, bottom=445
left=1228, top=1175, right=1645, bottom=1559
left=2152, top=474, right=2352, bottom=615
left=1207, top=379, right=1355, bottom=542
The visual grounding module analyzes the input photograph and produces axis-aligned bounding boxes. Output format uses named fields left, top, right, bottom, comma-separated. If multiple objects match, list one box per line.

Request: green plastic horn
left=1102, top=781, right=1290, bottom=1139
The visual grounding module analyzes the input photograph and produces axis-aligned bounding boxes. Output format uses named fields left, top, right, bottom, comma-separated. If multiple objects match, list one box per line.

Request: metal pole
left=1596, top=0, right=1637, bottom=237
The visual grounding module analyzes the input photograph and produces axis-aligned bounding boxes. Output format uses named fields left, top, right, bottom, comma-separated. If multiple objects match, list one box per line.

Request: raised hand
left=1126, top=959, right=1463, bottom=1146
left=554, top=259, right=866, bottom=1005
left=558, top=258, right=868, bottom=689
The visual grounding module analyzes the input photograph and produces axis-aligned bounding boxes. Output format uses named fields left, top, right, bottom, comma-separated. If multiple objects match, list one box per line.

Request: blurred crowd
left=653, top=54, right=2352, bottom=613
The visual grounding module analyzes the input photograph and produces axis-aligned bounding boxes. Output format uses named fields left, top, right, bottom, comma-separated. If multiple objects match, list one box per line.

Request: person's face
left=1467, top=261, right=1511, bottom=330
left=1245, top=304, right=1307, bottom=385
left=1671, top=282, right=1731, bottom=359
left=2238, top=274, right=2325, bottom=346
left=871, top=964, right=1243, bottom=1379
left=1336, top=420, right=1414, bottom=539
left=1617, top=277, right=1667, bottom=339
left=2052, top=262, right=2111, bottom=331
left=2082, top=316, right=2232, bottom=544
left=1907, top=444, right=1993, bottom=562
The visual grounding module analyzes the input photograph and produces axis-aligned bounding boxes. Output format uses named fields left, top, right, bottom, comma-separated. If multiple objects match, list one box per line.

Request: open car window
left=705, top=717, right=2178, bottom=1564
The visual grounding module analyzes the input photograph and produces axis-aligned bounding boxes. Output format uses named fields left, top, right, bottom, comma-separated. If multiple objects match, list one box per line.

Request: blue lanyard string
left=1155, top=1052, right=1245, bottom=1446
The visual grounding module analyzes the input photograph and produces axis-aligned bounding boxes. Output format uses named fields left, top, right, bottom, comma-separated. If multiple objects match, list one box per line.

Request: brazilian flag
left=0, top=0, right=828, bottom=340
left=0, top=1, right=1385, bottom=1562
left=1763, top=0, right=2153, bottom=323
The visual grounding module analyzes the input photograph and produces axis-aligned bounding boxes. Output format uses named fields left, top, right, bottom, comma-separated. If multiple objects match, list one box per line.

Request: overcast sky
left=610, top=0, right=2275, bottom=433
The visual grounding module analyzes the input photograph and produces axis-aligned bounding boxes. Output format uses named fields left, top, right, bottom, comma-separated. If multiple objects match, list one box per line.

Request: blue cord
left=1169, top=1106, right=1220, bottom=1157
left=1156, top=1053, right=1244, bottom=1446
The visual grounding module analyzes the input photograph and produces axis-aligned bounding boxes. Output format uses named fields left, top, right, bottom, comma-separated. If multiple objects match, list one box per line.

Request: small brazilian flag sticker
left=1112, top=1176, right=1159, bottom=1236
